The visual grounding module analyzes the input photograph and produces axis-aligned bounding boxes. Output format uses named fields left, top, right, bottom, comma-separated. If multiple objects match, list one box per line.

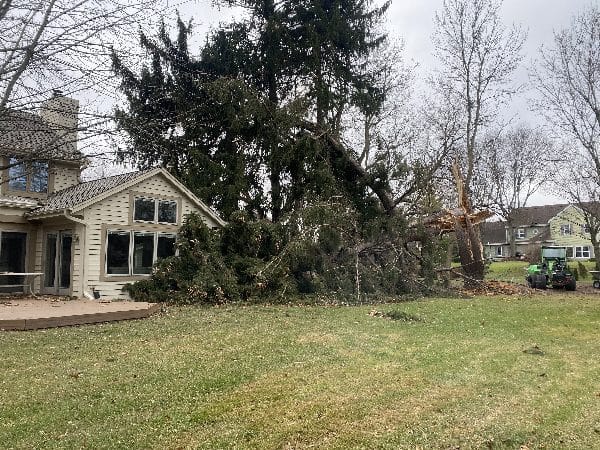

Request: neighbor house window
left=560, top=223, right=572, bottom=236
left=105, top=230, right=176, bottom=276
left=496, top=246, right=503, bottom=256
left=574, top=246, right=591, bottom=258
left=516, top=228, right=526, bottom=239
left=7, top=158, right=48, bottom=193
left=133, top=197, right=177, bottom=224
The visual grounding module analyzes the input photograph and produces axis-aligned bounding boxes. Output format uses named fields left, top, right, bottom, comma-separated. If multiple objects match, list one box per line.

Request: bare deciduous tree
left=483, top=125, right=554, bottom=255
left=532, top=5, right=600, bottom=268
left=432, top=0, right=525, bottom=284
left=0, top=0, right=165, bottom=177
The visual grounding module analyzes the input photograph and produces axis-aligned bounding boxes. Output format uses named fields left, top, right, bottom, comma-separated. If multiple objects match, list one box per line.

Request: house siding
left=549, top=206, right=595, bottom=256
left=82, top=172, right=214, bottom=299
left=50, top=163, right=80, bottom=192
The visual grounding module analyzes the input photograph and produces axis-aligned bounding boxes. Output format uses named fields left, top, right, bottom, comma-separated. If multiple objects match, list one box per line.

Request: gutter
left=63, top=209, right=88, bottom=299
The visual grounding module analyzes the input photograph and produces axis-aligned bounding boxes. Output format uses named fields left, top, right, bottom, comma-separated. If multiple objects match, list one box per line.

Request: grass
left=2, top=295, right=600, bottom=449
left=487, top=260, right=598, bottom=283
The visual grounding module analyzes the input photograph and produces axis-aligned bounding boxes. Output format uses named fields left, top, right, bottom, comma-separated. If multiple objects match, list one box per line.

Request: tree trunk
left=506, top=218, right=516, bottom=258
left=591, top=233, right=600, bottom=272
left=451, top=162, right=485, bottom=287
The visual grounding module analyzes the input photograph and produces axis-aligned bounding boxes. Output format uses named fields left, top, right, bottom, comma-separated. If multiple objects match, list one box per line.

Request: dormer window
left=7, top=158, right=48, bottom=193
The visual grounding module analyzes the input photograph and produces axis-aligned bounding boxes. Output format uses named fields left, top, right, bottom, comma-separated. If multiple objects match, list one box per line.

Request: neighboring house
left=481, top=204, right=596, bottom=260
left=0, top=94, right=224, bottom=299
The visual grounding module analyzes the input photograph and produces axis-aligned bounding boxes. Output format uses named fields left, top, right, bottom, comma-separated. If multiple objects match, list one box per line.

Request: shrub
left=125, top=213, right=239, bottom=304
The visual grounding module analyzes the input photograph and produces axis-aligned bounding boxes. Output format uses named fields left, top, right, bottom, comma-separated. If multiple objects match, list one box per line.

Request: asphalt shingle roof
left=480, top=221, right=507, bottom=244
left=507, top=204, right=568, bottom=226
left=27, top=170, right=152, bottom=217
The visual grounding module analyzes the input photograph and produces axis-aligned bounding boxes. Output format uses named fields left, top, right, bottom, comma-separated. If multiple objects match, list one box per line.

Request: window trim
left=133, top=197, right=156, bottom=223
left=129, top=191, right=181, bottom=226
left=5, top=157, right=49, bottom=195
left=102, top=225, right=178, bottom=280
left=516, top=228, right=526, bottom=240
left=560, top=223, right=572, bottom=236
left=574, top=245, right=591, bottom=259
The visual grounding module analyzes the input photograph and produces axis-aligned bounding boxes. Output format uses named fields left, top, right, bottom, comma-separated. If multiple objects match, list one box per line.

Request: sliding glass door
left=44, top=231, right=72, bottom=295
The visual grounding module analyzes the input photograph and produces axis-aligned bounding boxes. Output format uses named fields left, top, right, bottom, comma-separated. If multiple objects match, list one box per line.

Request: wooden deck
left=0, top=298, right=161, bottom=331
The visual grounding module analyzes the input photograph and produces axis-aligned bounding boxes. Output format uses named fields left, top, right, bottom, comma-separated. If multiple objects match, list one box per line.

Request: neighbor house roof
left=0, top=109, right=81, bottom=161
left=480, top=221, right=507, bottom=244
left=26, top=167, right=226, bottom=226
left=507, top=204, right=569, bottom=226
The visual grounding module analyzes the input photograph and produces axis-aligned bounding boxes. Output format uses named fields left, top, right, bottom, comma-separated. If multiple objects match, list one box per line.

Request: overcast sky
left=170, top=0, right=597, bottom=204
left=180, top=0, right=594, bottom=123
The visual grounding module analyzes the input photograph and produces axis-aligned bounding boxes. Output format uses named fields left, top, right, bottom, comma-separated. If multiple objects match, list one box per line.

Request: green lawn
left=486, top=260, right=598, bottom=283
left=2, top=296, right=600, bottom=449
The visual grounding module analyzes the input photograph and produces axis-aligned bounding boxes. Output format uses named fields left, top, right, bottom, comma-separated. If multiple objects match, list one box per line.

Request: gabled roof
left=27, top=167, right=226, bottom=226
left=0, top=109, right=81, bottom=161
left=507, top=204, right=569, bottom=226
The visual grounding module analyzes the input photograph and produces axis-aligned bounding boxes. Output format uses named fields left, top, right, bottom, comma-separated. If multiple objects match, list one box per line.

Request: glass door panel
left=45, top=234, right=57, bottom=288
left=0, top=232, right=27, bottom=293
left=59, top=233, right=72, bottom=289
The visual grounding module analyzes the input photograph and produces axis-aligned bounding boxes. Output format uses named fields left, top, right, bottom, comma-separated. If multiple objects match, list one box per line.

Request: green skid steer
left=526, top=246, right=576, bottom=290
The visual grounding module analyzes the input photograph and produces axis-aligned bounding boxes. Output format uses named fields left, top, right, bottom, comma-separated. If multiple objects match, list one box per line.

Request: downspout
left=63, top=209, right=87, bottom=299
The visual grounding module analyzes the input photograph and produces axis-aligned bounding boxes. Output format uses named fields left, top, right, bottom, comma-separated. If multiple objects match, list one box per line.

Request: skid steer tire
left=534, top=274, right=547, bottom=290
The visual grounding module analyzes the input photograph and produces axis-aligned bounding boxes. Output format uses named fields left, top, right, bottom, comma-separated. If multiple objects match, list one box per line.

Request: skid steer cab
left=526, top=246, right=576, bottom=291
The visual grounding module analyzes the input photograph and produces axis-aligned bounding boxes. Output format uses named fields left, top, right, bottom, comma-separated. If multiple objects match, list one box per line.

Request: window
left=134, top=198, right=155, bottom=222
left=133, top=232, right=154, bottom=275
left=133, top=197, right=177, bottom=224
left=157, top=233, right=176, bottom=258
left=581, top=224, right=590, bottom=234
left=574, top=246, right=591, bottom=258
left=31, top=161, right=48, bottom=193
left=560, top=223, right=572, bottom=236
left=106, top=232, right=130, bottom=275
left=7, top=158, right=48, bottom=193
left=496, top=246, right=503, bottom=256
left=516, top=228, right=526, bottom=239
left=105, top=230, right=176, bottom=276
left=158, top=200, right=177, bottom=224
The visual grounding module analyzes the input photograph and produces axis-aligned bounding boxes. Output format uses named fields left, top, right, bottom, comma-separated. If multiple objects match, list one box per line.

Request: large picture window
left=106, top=232, right=130, bottom=275
left=133, top=196, right=177, bottom=224
left=133, top=232, right=154, bottom=274
left=105, top=230, right=176, bottom=277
